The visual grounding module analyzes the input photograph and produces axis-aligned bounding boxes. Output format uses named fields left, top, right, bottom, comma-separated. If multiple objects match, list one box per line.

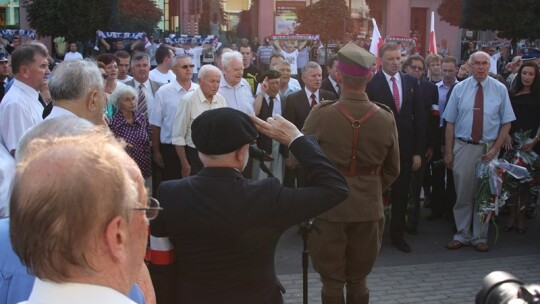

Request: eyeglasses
left=132, top=197, right=163, bottom=220
left=180, top=64, right=195, bottom=69
left=409, top=65, right=424, bottom=71
left=102, top=73, right=108, bottom=80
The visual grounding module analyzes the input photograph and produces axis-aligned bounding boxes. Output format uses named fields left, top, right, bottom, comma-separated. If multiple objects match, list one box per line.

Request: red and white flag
left=429, top=11, right=437, bottom=55
left=369, top=18, right=384, bottom=69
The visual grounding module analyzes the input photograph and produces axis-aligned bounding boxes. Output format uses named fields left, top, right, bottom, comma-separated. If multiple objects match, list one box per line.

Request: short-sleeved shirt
left=218, top=78, right=254, bottom=115
left=436, top=79, right=458, bottom=127
left=443, top=76, right=515, bottom=142
left=281, top=49, right=299, bottom=75
left=110, top=111, right=152, bottom=179
left=171, top=88, right=227, bottom=148
left=150, top=81, right=199, bottom=144
left=149, top=68, right=176, bottom=84
left=257, top=45, right=274, bottom=65
left=0, top=80, right=43, bottom=153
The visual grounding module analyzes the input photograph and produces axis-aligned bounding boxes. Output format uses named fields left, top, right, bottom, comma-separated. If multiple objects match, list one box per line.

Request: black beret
left=192, top=108, right=257, bottom=155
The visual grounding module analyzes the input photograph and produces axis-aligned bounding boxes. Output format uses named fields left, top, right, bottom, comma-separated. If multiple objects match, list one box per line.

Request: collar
left=197, top=167, right=244, bottom=179
left=195, top=87, right=218, bottom=104
left=382, top=70, right=401, bottom=83
left=340, top=91, right=370, bottom=102
left=304, top=87, right=319, bottom=99
left=436, top=79, right=458, bottom=88
left=45, top=106, right=77, bottom=120
left=174, top=81, right=197, bottom=93
left=134, top=79, right=150, bottom=89
left=220, top=77, right=244, bottom=89
left=264, top=93, right=281, bottom=104
left=13, top=79, right=39, bottom=99
left=27, top=278, right=135, bottom=304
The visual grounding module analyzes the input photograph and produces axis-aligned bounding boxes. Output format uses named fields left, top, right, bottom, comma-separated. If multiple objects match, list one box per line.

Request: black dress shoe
left=426, top=213, right=443, bottom=220
left=391, top=238, right=411, bottom=253
left=406, top=226, right=418, bottom=235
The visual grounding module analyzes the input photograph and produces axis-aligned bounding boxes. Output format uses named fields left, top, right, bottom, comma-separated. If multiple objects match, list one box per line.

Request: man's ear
left=104, top=216, right=128, bottom=263
left=86, top=89, right=99, bottom=112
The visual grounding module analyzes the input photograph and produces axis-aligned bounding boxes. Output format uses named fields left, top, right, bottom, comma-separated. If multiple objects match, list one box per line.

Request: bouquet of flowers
left=474, top=143, right=530, bottom=239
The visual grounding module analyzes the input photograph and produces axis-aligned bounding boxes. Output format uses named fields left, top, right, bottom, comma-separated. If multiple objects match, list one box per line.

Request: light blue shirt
left=218, top=78, right=254, bottom=115
left=0, top=219, right=146, bottom=304
left=437, top=79, right=458, bottom=127
left=443, top=76, right=515, bottom=142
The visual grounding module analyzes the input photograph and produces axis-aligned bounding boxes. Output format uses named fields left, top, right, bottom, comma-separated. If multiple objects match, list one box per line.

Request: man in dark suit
left=283, top=61, right=337, bottom=187
left=124, top=52, right=164, bottom=119
left=320, top=54, right=340, bottom=97
left=402, top=55, right=439, bottom=235
left=365, top=42, right=426, bottom=253
left=148, top=108, right=349, bottom=304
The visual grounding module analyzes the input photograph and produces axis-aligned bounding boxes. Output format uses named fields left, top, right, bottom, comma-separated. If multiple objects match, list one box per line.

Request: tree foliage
left=459, top=0, right=540, bottom=40
left=295, top=0, right=351, bottom=44
left=115, top=0, right=163, bottom=33
left=23, top=0, right=162, bottom=41
left=437, top=0, right=463, bottom=27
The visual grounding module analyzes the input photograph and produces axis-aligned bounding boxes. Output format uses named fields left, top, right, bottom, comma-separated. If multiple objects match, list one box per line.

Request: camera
left=476, top=271, right=540, bottom=304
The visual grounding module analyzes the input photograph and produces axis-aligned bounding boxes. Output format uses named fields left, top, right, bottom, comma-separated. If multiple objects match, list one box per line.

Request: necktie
left=268, top=96, right=274, bottom=115
left=310, top=93, right=317, bottom=108
left=138, top=84, right=147, bottom=115
left=38, top=94, right=46, bottom=107
left=0, top=81, right=4, bottom=102
left=471, top=81, right=483, bottom=142
left=390, top=76, right=400, bottom=112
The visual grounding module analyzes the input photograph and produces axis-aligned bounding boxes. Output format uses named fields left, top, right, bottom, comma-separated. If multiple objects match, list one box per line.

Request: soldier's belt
left=337, top=165, right=382, bottom=176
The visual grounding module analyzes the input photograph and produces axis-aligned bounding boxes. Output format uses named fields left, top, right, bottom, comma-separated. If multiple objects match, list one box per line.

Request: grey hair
left=16, top=117, right=97, bottom=161
left=301, top=61, right=322, bottom=74
left=130, top=52, right=151, bottom=67
left=198, top=64, right=222, bottom=80
left=172, top=54, right=191, bottom=67
left=221, top=51, right=242, bottom=69
left=109, top=84, right=137, bottom=108
left=468, top=51, right=491, bottom=65
left=274, top=59, right=291, bottom=69
left=48, top=59, right=103, bottom=102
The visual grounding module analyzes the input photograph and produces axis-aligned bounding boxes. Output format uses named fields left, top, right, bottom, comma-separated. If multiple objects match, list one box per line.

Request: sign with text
left=275, top=1, right=306, bottom=35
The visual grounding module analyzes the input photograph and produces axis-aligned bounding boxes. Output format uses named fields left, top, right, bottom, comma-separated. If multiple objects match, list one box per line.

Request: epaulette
left=319, top=99, right=340, bottom=108
left=374, top=102, right=392, bottom=113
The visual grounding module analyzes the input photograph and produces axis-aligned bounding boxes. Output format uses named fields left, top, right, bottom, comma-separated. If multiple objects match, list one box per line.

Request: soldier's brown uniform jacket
left=302, top=91, right=400, bottom=222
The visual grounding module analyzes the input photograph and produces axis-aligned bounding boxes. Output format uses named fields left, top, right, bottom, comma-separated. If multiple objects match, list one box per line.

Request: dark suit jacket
left=149, top=136, right=349, bottom=304
left=366, top=71, right=426, bottom=158
left=321, top=77, right=339, bottom=97
left=124, top=79, right=163, bottom=98
left=418, top=79, right=439, bottom=151
left=283, top=88, right=338, bottom=131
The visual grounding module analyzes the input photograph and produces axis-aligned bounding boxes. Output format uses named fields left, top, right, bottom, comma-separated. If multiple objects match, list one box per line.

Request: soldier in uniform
left=304, top=43, right=400, bottom=304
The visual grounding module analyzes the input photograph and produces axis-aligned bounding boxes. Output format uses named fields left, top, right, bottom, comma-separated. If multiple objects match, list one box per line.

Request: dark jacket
left=149, top=136, right=349, bottom=304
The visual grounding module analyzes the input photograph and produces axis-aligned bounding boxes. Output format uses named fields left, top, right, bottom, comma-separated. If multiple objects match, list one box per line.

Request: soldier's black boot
left=346, top=292, right=369, bottom=304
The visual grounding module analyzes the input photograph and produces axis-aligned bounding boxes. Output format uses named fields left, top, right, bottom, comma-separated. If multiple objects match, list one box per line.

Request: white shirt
left=171, top=88, right=227, bottom=148
left=63, top=52, right=83, bottom=61
left=218, top=78, right=255, bottom=115
left=45, top=106, right=77, bottom=120
left=382, top=70, right=403, bottom=109
left=0, top=144, right=14, bottom=218
left=20, top=278, right=136, bottom=304
left=0, top=79, right=43, bottom=152
left=149, top=68, right=176, bottom=84
left=117, top=75, right=133, bottom=83
left=304, top=87, right=321, bottom=107
left=150, top=81, right=199, bottom=144
left=263, top=93, right=283, bottom=116
left=489, top=52, right=501, bottom=75
left=281, top=49, right=299, bottom=75
left=186, top=46, right=203, bottom=74
left=133, top=79, right=157, bottom=119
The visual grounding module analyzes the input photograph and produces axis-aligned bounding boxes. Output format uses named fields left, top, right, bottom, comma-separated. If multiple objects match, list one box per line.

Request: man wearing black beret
left=148, top=107, right=349, bottom=304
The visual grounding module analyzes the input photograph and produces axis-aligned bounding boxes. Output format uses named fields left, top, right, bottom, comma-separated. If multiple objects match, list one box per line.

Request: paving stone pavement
left=277, top=254, right=540, bottom=303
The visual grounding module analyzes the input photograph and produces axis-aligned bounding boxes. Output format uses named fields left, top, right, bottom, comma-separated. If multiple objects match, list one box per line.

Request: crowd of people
left=0, top=30, right=538, bottom=304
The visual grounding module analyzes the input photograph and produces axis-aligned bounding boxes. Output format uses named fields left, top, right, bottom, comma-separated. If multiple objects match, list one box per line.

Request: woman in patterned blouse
left=109, top=85, right=152, bottom=179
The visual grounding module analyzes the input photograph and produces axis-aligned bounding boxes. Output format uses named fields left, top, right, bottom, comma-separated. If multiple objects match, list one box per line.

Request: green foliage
left=460, top=0, right=540, bottom=40
left=116, top=0, right=163, bottom=33
left=23, top=0, right=162, bottom=41
left=23, top=0, right=109, bottom=41
left=295, top=0, right=351, bottom=43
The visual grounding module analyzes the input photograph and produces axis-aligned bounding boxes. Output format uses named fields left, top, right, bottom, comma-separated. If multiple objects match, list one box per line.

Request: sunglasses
left=102, top=73, right=109, bottom=80
left=132, top=197, right=163, bottom=220
left=409, top=65, right=424, bottom=71
left=180, top=64, right=195, bottom=69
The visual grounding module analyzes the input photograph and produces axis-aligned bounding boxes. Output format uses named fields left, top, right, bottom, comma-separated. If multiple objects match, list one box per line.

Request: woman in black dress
left=503, top=61, right=540, bottom=233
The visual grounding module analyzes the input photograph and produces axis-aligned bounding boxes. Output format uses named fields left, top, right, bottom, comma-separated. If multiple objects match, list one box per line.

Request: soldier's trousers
left=308, top=217, right=384, bottom=302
